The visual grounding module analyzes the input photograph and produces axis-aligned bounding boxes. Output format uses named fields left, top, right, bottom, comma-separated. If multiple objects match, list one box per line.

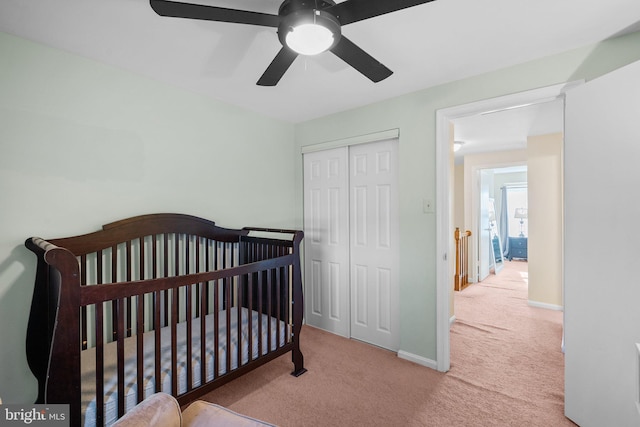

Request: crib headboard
left=24, top=213, right=305, bottom=424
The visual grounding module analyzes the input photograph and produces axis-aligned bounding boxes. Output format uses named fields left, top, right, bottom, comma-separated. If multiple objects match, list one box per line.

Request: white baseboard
left=397, top=350, right=438, bottom=370
left=449, top=315, right=456, bottom=327
left=528, top=300, right=563, bottom=311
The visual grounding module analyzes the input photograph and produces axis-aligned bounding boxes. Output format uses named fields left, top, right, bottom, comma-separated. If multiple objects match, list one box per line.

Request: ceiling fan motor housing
left=277, top=0, right=342, bottom=52
left=278, top=0, right=336, bottom=16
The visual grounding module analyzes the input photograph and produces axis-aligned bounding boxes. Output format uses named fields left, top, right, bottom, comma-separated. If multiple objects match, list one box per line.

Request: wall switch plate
left=423, top=199, right=434, bottom=213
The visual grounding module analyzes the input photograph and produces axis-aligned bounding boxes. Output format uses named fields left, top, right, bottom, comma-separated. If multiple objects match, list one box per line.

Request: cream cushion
left=112, top=393, right=276, bottom=427
left=112, top=392, right=181, bottom=427
left=182, top=401, right=276, bottom=427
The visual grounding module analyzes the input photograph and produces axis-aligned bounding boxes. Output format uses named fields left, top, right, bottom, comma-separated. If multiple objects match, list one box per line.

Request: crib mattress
left=80, top=307, right=286, bottom=426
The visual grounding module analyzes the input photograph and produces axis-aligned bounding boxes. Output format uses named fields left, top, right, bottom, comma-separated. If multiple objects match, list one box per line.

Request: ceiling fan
left=150, top=0, right=436, bottom=86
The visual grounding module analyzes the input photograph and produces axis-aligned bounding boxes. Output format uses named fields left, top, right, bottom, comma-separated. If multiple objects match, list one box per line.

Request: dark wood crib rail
left=24, top=214, right=305, bottom=426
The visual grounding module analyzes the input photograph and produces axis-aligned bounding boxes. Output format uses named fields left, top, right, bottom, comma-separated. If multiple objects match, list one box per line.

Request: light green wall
left=2, top=27, right=640, bottom=404
left=0, top=32, right=295, bottom=403
left=293, top=31, right=640, bottom=361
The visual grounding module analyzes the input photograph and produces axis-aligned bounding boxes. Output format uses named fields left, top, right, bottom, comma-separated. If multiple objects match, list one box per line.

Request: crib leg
left=290, top=251, right=307, bottom=377
left=291, top=347, right=307, bottom=377
left=290, top=332, right=307, bottom=377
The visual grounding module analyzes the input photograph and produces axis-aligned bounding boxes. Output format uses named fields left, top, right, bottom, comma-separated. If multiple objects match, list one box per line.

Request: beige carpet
left=199, top=261, right=575, bottom=426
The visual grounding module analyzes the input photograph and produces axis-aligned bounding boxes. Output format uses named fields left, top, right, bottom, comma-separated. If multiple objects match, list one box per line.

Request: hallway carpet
left=198, top=261, right=575, bottom=426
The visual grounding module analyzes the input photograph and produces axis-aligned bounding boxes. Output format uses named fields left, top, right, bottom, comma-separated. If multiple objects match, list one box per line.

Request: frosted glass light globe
left=285, top=23, right=334, bottom=55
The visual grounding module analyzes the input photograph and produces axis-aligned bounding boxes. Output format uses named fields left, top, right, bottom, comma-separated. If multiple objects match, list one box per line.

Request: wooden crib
left=24, top=214, right=306, bottom=426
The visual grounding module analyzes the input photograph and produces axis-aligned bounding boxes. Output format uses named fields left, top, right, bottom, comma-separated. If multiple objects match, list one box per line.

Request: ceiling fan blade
left=257, top=47, right=299, bottom=86
left=330, top=36, right=392, bottom=83
left=150, top=0, right=280, bottom=27
left=326, top=0, right=436, bottom=26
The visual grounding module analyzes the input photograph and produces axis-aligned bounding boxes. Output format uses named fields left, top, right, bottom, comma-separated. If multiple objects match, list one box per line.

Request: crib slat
left=116, top=298, right=125, bottom=418
left=95, top=302, right=105, bottom=426
left=95, top=250, right=103, bottom=354
left=151, top=236, right=162, bottom=394
left=136, top=295, right=144, bottom=403
left=97, top=249, right=103, bottom=286
left=163, top=234, right=170, bottom=327
left=221, top=242, right=227, bottom=309
left=218, top=242, right=227, bottom=268
left=175, top=235, right=180, bottom=312
left=80, top=254, right=88, bottom=350
left=275, top=267, right=281, bottom=349
left=171, top=287, right=178, bottom=395
left=139, top=236, right=145, bottom=285
left=151, top=235, right=157, bottom=329
left=112, top=244, right=118, bottom=342
left=285, top=264, right=291, bottom=338
left=154, top=290, right=162, bottom=393
left=236, top=278, right=243, bottom=368
left=267, top=270, right=272, bottom=353
left=247, top=273, right=253, bottom=363
left=185, top=235, right=190, bottom=276
left=152, top=235, right=158, bottom=281
left=225, top=277, right=232, bottom=374
left=204, top=241, right=210, bottom=314
left=186, top=283, right=193, bottom=391
left=200, top=281, right=207, bottom=385
left=126, top=240, right=132, bottom=338
left=213, top=279, right=220, bottom=378
left=195, top=237, right=201, bottom=318
left=257, top=272, right=263, bottom=356
left=137, top=237, right=146, bottom=403
left=185, top=237, right=193, bottom=390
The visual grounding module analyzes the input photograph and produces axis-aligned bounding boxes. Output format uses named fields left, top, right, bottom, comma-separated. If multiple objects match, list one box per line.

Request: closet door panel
left=303, top=148, right=350, bottom=337
left=349, top=140, right=399, bottom=350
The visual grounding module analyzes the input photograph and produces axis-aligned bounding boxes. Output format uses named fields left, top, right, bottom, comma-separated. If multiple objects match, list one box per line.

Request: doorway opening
left=477, top=166, right=528, bottom=281
left=435, top=82, right=578, bottom=372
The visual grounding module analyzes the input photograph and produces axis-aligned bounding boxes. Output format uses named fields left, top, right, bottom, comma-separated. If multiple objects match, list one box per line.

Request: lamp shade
left=514, top=208, right=528, bottom=219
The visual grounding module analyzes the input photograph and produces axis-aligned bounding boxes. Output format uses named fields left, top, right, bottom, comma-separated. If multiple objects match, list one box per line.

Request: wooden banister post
left=454, top=228, right=472, bottom=291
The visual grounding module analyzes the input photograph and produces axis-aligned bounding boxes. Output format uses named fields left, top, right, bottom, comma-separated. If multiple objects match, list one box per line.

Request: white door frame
left=469, top=162, right=526, bottom=283
left=478, top=169, right=493, bottom=281
left=434, top=82, right=581, bottom=372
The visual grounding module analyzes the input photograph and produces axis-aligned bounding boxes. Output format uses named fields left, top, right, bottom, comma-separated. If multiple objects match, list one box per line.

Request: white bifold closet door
left=304, top=146, right=351, bottom=338
left=303, top=138, right=399, bottom=351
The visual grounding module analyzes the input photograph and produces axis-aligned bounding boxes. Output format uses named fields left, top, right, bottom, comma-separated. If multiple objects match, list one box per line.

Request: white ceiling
left=1, top=0, right=639, bottom=131
left=452, top=98, right=565, bottom=159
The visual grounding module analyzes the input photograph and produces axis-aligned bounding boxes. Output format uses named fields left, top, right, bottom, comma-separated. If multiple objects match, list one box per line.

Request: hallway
left=450, top=260, right=573, bottom=425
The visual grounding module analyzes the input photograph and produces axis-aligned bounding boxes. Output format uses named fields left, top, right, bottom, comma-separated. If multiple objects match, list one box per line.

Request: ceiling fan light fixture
left=279, top=9, right=341, bottom=56
left=286, top=23, right=334, bottom=55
